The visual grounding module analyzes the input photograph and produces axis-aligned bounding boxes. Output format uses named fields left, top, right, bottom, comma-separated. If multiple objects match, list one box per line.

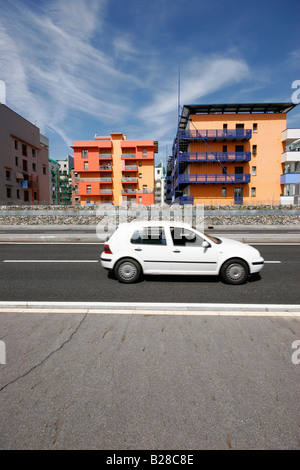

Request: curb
left=0, top=301, right=299, bottom=314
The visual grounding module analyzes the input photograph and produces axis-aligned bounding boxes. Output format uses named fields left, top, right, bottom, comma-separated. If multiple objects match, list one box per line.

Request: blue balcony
left=178, top=129, right=252, bottom=141
left=174, top=196, right=194, bottom=205
left=280, top=173, right=300, bottom=184
left=178, top=151, right=251, bottom=163
left=178, top=174, right=251, bottom=184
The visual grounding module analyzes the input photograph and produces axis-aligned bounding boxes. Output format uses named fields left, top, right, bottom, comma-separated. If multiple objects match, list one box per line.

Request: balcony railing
left=280, top=173, right=300, bottom=184
left=99, top=165, right=112, bottom=171
left=178, top=129, right=252, bottom=141
left=121, top=177, right=138, bottom=183
left=99, top=177, right=112, bottom=183
left=178, top=174, right=251, bottom=184
left=178, top=151, right=251, bottom=162
left=75, top=177, right=101, bottom=182
left=281, top=151, right=300, bottom=163
left=99, top=154, right=112, bottom=159
left=121, top=189, right=154, bottom=194
left=99, top=189, right=113, bottom=194
left=123, top=165, right=138, bottom=171
left=121, top=153, right=136, bottom=159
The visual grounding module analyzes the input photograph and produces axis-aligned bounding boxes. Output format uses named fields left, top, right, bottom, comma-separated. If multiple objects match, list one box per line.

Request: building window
left=222, top=166, right=227, bottom=174
left=17, top=189, right=20, bottom=199
left=139, top=161, right=142, bottom=167
left=32, top=148, right=36, bottom=157
left=6, top=188, right=12, bottom=198
left=235, top=145, right=244, bottom=152
left=142, top=149, right=147, bottom=158
left=252, top=145, right=257, bottom=155
left=84, top=162, right=89, bottom=170
left=251, top=187, right=256, bottom=197
left=22, top=144, right=27, bottom=156
left=23, top=160, right=28, bottom=172
left=223, top=124, right=228, bottom=130
left=222, top=188, right=227, bottom=197
left=86, top=197, right=91, bottom=204
left=32, top=163, right=36, bottom=172
left=252, top=166, right=256, bottom=176
left=15, top=157, right=19, bottom=166
left=223, top=145, right=227, bottom=152
left=14, top=140, right=18, bottom=150
left=236, top=124, right=244, bottom=129
left=139, top=173, right=142, bottom=178
left=5, top=170, right=11, bottom=180
left=81, top=150, right=88, bottom=158
left=43, top=166, right=47, bottom=175
left=87, top=185, right=91, bottom=194
left=253, top=123, right=258, bottom=132
left=33, top=191, right=38, bottom=200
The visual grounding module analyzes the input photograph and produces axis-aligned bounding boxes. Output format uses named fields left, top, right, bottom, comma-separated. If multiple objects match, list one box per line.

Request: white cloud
left=0, top=0, right=253, bottom=159
left=138, top=57, right=250, bottom=139
left=0, top=0, right=133, bottom=144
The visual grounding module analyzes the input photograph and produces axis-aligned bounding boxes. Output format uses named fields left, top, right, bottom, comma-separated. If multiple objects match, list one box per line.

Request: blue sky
left=0, top=0, right=299, bottom=165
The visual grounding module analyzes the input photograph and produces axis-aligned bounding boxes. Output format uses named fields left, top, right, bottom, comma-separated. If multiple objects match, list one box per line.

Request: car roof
left=118, top=220, right=193, bottom=228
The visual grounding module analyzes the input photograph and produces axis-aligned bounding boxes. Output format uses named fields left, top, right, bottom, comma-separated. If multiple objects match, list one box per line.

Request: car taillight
left=104, top=244, right=112, bottom=254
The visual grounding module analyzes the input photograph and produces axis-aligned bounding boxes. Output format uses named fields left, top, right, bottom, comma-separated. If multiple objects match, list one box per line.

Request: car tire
left=220, top=258, right=249, bottom=285
left=114, top=258, right=142, bottom=284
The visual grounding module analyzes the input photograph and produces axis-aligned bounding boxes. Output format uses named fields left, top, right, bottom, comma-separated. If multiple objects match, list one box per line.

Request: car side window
left=131, top=226, right=167, bottom=245
left=171, top=227, right=204, bottom=247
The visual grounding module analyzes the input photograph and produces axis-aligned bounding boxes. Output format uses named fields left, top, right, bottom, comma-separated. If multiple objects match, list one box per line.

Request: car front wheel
left=220, top=259, right=249, bottom=285
left=114, top=258, right=142, bottom=284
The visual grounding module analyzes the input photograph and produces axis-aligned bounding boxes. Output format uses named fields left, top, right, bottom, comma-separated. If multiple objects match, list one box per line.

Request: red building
left=72, top=133, right=158, bottom=205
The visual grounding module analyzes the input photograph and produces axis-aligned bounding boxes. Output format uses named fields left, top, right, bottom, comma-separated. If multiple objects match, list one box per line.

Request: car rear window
left=130, top=226, right=167, bottom=245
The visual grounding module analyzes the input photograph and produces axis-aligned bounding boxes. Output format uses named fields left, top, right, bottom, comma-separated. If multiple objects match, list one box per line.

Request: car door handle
left=173, top=250, right=181, bottom=253
left=134, top=248, right=142, bottom=251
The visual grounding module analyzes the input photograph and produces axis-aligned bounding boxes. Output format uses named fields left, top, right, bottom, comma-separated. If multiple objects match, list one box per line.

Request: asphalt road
left=0, top=243, right=299, bottom=450
left=0, top=243, right=299, bottom=305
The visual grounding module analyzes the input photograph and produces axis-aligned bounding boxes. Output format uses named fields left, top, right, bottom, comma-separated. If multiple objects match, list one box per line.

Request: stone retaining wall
left=0, top=204, right=299, bottom=226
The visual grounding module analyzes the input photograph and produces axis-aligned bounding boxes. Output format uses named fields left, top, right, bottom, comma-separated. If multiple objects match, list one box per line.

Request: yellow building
left=168, top=103, right=297, bottom=205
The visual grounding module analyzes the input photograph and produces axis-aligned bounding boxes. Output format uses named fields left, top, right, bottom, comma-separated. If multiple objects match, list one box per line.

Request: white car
left=100, top=221, right=264, bottom=285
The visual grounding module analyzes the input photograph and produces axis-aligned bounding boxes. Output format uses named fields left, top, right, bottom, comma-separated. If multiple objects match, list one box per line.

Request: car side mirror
left=202, top=241, right=210, bottom=248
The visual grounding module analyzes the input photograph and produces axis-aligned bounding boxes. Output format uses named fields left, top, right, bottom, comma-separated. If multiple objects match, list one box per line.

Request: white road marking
left=3, top=260, right=99, bottom=263
left=264, top=260, right=281, bottom=264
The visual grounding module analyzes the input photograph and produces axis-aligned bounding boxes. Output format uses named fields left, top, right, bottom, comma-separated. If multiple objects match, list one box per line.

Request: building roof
left=179, top=103, right=297, bottom=130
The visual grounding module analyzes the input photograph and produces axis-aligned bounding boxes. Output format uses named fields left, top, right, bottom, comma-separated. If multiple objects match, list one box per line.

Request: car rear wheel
left=114, top=258, right=142, bottom=284
left=220, top=259, right=249, bottom=285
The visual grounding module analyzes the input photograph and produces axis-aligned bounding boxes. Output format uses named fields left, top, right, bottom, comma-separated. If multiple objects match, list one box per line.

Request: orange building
left=71, top=133, right=158, bottom=205
left=168, top=103, right=297, bottom=205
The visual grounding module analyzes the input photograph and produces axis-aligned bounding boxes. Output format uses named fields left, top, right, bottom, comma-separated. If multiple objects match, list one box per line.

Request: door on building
left=234, top=187, right=243, bottom=205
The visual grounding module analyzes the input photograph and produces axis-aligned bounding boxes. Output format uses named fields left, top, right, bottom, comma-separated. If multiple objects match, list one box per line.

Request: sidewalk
left=0, top=224, right=299, bottom=243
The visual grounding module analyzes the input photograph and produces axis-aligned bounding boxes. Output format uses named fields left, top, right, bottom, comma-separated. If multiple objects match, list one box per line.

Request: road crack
left=0, top=313, right=87, bottom=393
